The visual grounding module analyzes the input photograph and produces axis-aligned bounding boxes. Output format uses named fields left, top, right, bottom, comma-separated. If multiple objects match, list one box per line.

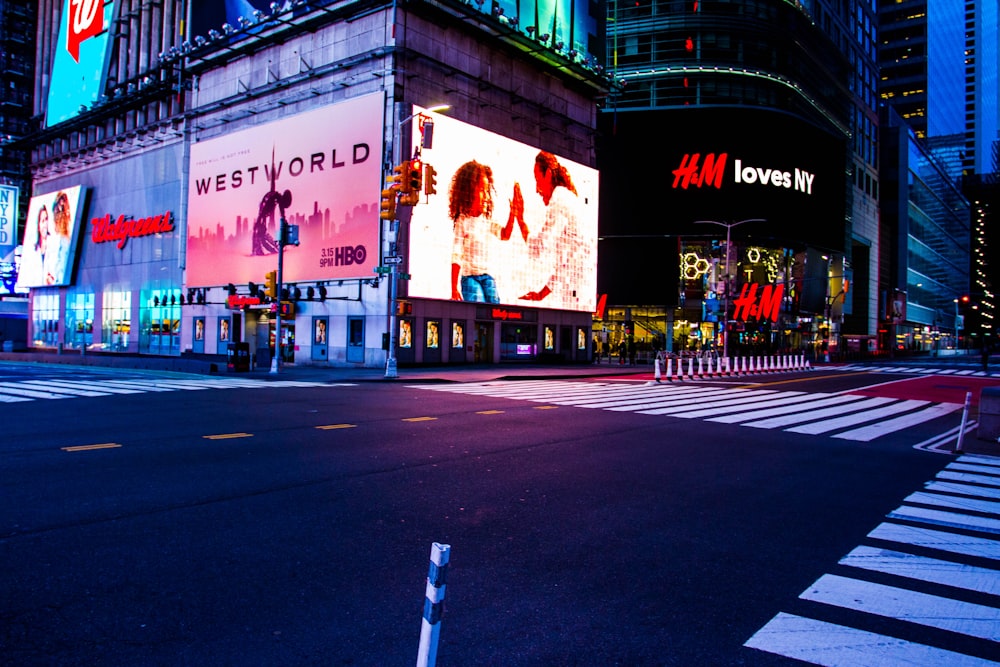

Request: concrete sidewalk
left=0, top=349, right=651, bottom=384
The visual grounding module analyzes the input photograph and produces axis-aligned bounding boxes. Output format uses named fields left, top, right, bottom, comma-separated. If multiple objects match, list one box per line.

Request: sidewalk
left=0, top=349, right=651, bottom=384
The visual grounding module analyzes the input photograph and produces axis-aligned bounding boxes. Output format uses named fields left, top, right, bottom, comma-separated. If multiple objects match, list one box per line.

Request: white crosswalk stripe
left=745, top=454, right=1000, bottom=665
left=831, top=363, right=998, bottom=378
left=0, top=377, right=343, bottom=402
left=413, top=380, right=961, bottom=442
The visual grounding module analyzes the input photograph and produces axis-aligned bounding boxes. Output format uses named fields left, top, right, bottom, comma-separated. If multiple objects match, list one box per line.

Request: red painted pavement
left=849, top=375, right=1000, bottom=406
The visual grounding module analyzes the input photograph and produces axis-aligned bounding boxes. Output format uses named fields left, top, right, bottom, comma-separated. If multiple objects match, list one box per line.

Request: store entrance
left=269, top=321, right=296, bottom=364
left=474, top=322, right=492, bottom=363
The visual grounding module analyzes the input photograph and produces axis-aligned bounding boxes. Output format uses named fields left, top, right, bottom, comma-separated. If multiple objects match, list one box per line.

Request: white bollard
left=417, top=543, right=451, bottom=667
left=667, top=356, right=674, bottom=380
left=654, top=356, right=662, bottom=383
left=687, top=356, right=694, bottom=379
left=696, top=356, right=704, bottom=378
left=954, top=391, right=972, bottom=453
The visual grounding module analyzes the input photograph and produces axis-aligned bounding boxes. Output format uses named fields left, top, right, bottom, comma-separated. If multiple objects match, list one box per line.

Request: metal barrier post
left=417, top=542, right=451, bottom=667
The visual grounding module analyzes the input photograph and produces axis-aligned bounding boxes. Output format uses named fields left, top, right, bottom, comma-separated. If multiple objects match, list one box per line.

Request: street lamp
left=385, top=104, right=450, bottom=379
left=693, top=218, right=764, bottom=361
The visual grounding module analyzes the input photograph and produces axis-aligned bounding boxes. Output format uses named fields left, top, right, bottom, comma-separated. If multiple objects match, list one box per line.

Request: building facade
left=20, top=0, right=610, bottom=368
left=597, top=0, right=869, bottom=361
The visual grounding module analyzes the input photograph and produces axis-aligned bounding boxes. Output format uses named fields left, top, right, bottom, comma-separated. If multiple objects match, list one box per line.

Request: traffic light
left=394, top=161, right=410, bottom=194
left=396, top=299, right=413, bottom=316
left=264, top=270, right=277, bottom=299
left=379, top=187, right=397, bottom=221
left=424, top=163, right=437, bottom=196
left=408, top=159, right=422, bottom=194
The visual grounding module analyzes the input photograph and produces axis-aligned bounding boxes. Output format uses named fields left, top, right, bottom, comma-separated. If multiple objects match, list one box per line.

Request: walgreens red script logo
left=66, top=0, right=106, bottom=63
left=672, top=153, right=815, bottom=194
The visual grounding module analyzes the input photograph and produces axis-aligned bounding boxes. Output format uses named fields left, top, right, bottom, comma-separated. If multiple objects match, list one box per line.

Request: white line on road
left=745, top=612, right=998, bottom=667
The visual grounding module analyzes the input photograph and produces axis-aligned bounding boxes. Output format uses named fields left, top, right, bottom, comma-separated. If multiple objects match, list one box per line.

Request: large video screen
left=598, top=108, right=848, bottom=252
left=484, top=0, right=599, bottom=58
left=46, top=0, right=116, bottom=127
left=407, top=107, right=598, bottom=312
left=16, top=186, right=87, bottom=289
left=185, top=93, right=384, bottom=287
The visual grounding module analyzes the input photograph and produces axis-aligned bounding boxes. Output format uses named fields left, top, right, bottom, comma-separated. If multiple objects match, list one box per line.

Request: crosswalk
left=413, top=380, right=963, bottom=442
left=832, top=364, right=997, bottom=378
left=745, top=454, right=1000, bottom=666
left=0, top=376, right=339, bottom=402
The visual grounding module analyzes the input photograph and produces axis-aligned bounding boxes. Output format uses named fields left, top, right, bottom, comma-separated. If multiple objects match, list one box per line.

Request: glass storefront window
left=140, top=288, right=180, bottom=355
left=32, top=291, right=59, bottom=348
left=65, top=290, right=94, bottom=350
left=102, top=289, right=131, bottom=352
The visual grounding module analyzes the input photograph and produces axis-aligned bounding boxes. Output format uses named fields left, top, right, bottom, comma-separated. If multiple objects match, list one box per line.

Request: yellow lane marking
left=534, top=405, right=558, bottom=410
left=476, top=410, right=504, bottom=415
left=203, top=432, right=253, bottom=440
left=735, top=370, right=873, bottom=389
left=403, top=416, right=438, bottom=422
left=61, top=443, right=122, bottom=452
left=316, top=423, right=357, bottom=430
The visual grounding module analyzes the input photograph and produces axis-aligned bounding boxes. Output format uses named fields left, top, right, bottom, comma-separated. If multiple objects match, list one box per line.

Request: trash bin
left=978, top=386, right=1000, bottom=442
left=227, top=342, right=250, bottom=372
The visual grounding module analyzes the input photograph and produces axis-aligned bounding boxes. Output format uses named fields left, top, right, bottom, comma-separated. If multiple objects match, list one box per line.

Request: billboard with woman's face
left=406, top=107, right=598, bottom=313
left=16, top=186, right=87, bottom=289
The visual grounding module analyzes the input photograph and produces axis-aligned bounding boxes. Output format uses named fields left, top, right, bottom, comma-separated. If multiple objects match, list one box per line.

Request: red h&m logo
left=671, top=153, right=728, bottom=189
left=66, top=0, right=106, bottom=63
left=732, top=283, right=784, bottom=322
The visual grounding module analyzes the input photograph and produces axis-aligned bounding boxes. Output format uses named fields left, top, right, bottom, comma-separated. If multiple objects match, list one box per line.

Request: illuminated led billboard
left=46, top=0, right=116, bottom=127
left=481, top=0, right=599, bottom=59
left=598, top=108, right=848, bottom=252
left=16, top=186, right=88, bottom=289
left=407, top=107, right=598, bottom=312
left=0, top=184, right=18, bottom=256
left=185, top=93, right=383, bottom=287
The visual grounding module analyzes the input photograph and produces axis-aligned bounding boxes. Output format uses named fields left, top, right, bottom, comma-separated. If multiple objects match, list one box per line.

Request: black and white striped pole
left=417, top=542, right=450, bottom=667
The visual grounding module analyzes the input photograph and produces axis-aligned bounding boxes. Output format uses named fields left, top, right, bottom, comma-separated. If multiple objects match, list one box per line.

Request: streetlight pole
left=385, top=104, right=449, bottom=379
left=693, top=219, right=765, bottom=361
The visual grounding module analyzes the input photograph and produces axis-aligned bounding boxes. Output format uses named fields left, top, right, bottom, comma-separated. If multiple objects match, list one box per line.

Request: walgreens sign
left=672, top=153, right=815, bottom=195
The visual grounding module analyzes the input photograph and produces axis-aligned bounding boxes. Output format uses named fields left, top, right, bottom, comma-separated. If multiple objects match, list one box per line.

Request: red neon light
left=732, top=283, right=784, bottom=322
left=91, top=211, right=175, bottom=250
left=672, top=153, right=728, bottom=190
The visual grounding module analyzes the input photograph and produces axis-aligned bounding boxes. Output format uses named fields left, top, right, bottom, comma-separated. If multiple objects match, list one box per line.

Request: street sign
left=399, top=273, right=411, bottom=280
left=374, top=266, right=391, bottom=274
left=384, top=256, right=403, bottom=264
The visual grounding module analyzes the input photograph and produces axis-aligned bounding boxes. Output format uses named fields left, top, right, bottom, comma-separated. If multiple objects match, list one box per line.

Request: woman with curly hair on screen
left=449, top=160, right=525, bottom=303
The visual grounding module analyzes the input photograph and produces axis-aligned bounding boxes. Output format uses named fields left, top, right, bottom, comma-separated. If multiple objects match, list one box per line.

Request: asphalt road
left=1, top=366, right=996, bottom=665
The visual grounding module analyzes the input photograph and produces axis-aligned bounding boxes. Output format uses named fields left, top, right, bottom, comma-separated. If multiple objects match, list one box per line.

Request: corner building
left=22, top=0, right=609, bottom=367
left=597, top=0, right=878, bottom=361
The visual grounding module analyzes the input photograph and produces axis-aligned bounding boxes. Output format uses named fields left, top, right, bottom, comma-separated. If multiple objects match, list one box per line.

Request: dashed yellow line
left=316, top=423, right=357, bottom=430
left=62, top=443, right=122, bottom=452
left=476, top=410, right=504, bottom=415
left=403, top=416, right=438, bottom=422
left=533, top=405, right=558, bottom=410
left=203, top=432, right=253, bottom=440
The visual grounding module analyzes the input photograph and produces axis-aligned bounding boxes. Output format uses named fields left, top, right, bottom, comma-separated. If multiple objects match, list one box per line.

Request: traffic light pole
left=270, top=218, right=287, bottom=374
left=693, top=218, right=764, bottom=361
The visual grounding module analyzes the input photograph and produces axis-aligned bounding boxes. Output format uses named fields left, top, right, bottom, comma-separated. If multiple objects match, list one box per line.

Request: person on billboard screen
left=21, top=204, right=51, bottom=284
left=449, top=160, right=525, bottom=303
left=517, top=151, right=583, bottom=306
left=45, top=192, right=73, bottom=285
